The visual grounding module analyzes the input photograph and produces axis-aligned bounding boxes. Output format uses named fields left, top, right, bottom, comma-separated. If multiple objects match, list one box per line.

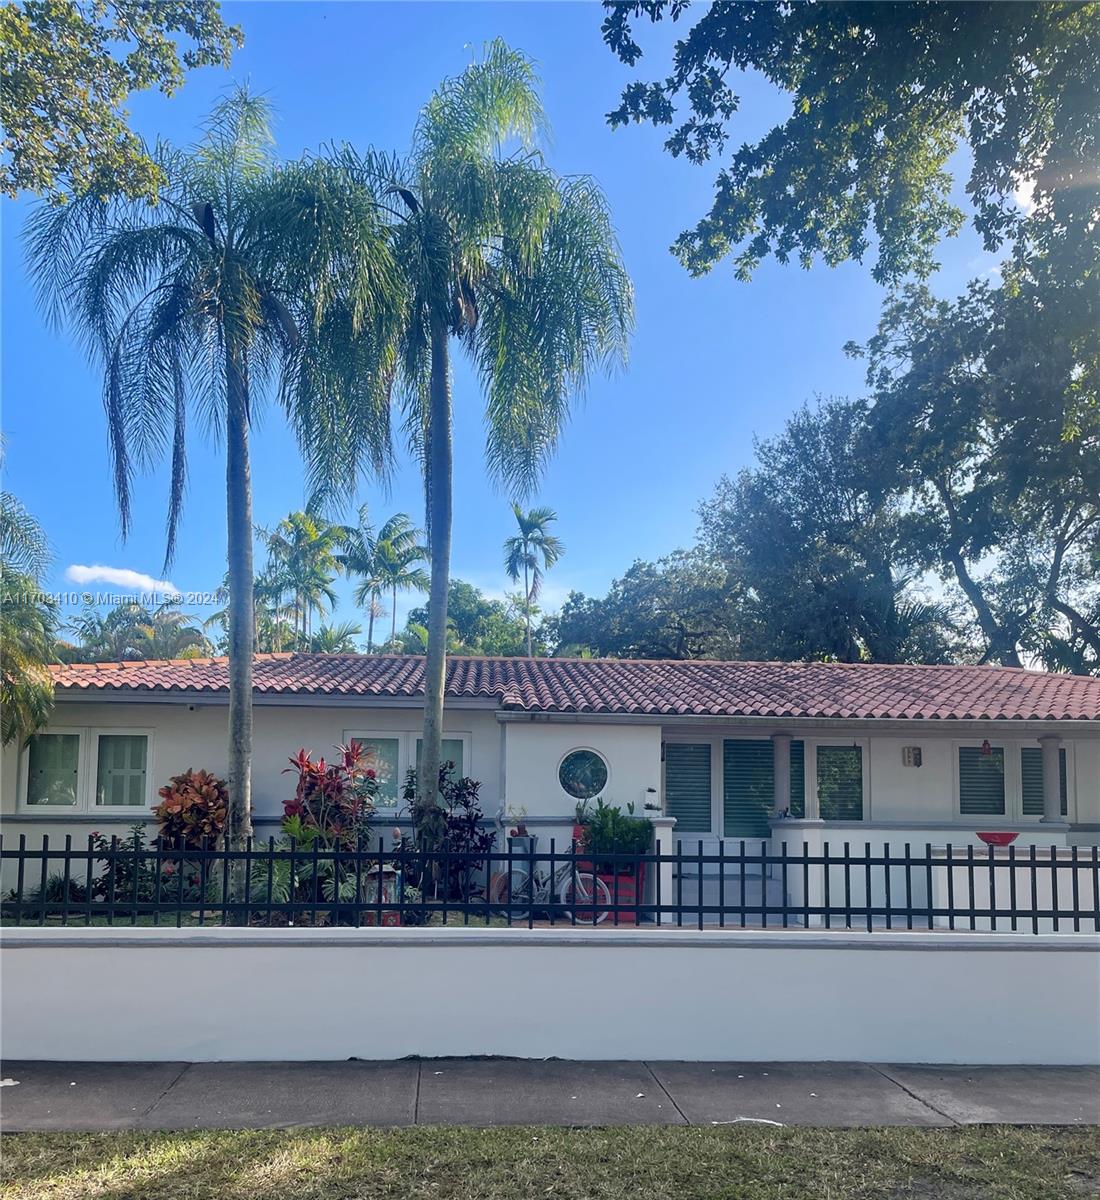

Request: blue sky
left=1, top=2, right=997, bottom=638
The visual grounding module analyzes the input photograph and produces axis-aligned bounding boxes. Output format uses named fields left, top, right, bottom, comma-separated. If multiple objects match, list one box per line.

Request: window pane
left=959, top=746, right=1005, bottom=815
left=96, top=735, right=147, bottom=807
left=558, top=749, right=608, bottom=801
left=355, top=737, right=401, bottom=808
left=817, top=745, right=863, bottom=821
left=1020, top=747, right=1068, bottom=816
left=415, top=738, right=465, bottom=791
left=27, top=734, right=80, bottom=806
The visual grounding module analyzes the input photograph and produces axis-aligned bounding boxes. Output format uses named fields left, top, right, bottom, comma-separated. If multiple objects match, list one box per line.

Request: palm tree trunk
left=391, top=583, right=398, bottom=645
left=524, top=560, right=532, bottom=657
left=417, top=320, right=452, bottom=838
left=225, top=336, right=254, bottom=848
left=367, top=601, right=375, bottom=652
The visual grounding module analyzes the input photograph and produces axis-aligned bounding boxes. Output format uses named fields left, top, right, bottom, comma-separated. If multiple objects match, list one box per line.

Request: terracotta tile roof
left=48, top=654, right=1100, bottom=721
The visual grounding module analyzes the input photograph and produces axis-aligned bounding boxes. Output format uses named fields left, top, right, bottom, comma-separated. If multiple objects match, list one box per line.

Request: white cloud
left=65, top=564, right=178, bottom=594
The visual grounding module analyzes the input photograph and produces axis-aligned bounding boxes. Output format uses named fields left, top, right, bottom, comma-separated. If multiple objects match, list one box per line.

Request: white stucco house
left=3, top=655, right=1098, bottom=872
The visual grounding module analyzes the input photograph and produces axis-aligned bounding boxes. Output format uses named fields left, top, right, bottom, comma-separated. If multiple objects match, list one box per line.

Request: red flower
left=365, top=768, right=376, bottom=779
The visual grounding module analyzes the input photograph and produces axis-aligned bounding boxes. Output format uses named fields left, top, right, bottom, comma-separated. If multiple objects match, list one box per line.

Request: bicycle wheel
left=489, top=869, right=533, bottom=922
left=558, top=872, right=612, bottom=925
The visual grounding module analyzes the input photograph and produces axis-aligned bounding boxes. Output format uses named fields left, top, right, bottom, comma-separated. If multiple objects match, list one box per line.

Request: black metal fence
left=2, top=834, right=1098, bottom=932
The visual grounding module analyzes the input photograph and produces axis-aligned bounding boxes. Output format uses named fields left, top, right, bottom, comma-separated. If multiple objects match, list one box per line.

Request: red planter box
left=597, top=864, right=646, bottom=925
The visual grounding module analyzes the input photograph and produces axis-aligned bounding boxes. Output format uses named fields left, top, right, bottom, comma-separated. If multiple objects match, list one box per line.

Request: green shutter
left=1021, top=747, right=1068, bottom=816
left=789, top=740, right=806, bottom=818
left=723, top=740, right=774, bottom=839
left=959, top=746, right=1005, bottom=815
left=816, top=745, right=863, bottom=820
left=664, top=743, right=711, bottom=833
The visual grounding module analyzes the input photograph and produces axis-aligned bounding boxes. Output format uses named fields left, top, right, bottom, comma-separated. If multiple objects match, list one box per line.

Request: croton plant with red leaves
left=281, top=740, right=378, bottom=848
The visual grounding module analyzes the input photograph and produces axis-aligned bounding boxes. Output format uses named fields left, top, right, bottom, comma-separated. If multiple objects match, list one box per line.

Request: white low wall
left=3, top=928, right=1098, bottom=1065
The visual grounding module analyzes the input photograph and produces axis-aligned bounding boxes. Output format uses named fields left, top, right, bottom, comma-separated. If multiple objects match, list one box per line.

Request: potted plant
left=573, top=799, right=652, bottom=924
left=506, top=804, right=537, bottom=856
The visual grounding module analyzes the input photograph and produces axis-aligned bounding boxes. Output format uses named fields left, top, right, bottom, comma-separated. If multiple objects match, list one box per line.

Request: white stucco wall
left=0, top=698, right=502, bottom=836
left=501, top=720, right=663, bottom=830
left=3, top=926, right=1097, bottom=1064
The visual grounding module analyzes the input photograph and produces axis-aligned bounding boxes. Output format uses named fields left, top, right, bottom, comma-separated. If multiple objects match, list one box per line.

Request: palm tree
left=339, top=510, right=424, bottom=651
left=1, top=482, right=56, bottom=745
left=504, top=503, right=564, bottom=656
left=334, top=41, right=632, bottom=817
left=26, top=90, right=400, bottom=844
left=310, top=621, right=363, bottom=653
left=373, top=525, right=430, bottom=647
left=132, top=605, right=212, bottom=659
left=261, top=511, right=344, bottom=646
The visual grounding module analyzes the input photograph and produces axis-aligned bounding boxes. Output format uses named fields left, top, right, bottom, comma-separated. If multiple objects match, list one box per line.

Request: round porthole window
left=558, top=749, right=609, bottom=800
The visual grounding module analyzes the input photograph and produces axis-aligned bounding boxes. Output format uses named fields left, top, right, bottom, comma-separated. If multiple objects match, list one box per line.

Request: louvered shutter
left=1020, top=747, right=1068, bottom=816
left=723, top=740, right=774, bottom=838
left=958, top=746, right=1005, bottom=815
left=664, top=743, right=711, bottom=832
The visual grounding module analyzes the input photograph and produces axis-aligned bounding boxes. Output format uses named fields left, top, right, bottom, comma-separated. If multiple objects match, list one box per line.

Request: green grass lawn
left=2, top=1126, right=1098, bottom=1200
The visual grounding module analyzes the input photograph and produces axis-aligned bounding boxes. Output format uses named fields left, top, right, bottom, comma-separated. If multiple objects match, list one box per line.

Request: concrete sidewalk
left=2, top=1060, right=1097, bottom=1132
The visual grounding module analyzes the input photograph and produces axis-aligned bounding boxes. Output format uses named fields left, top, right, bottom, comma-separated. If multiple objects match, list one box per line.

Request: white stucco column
left=772, top=733, right=792, bottom=815
left=648, top=816, right=677, bottom=926
left=1039, top=734, right=1063, bottom=823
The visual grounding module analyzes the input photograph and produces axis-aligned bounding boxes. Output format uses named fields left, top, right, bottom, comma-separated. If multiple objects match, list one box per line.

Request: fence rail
left=1, top=834, right=1098, bottom=933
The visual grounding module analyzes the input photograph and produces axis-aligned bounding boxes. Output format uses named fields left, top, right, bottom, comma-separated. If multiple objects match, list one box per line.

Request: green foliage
left=258, top=511, right=346, bottom=649
left=65, top=601, right=211, bottom=663
left=403, top=579, right=535, bottom=657
left=1, top=0, right=242, bottom=200
left=603, top=2, right=1100, bottom=284
left=576, top=798, right=651, bottom=873
left=504, top=503, right=564, bottom=655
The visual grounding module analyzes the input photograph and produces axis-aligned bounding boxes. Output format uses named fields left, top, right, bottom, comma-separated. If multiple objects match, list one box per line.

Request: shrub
left=400, top=763, right=495, bottom=900
left=281, top=741, right=377, bottom=848
left=575, top=798, right=651, bottom=874
left=153, top=768, right=229, bottom=848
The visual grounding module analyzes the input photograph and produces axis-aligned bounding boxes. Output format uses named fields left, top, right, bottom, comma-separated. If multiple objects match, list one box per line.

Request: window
left=95, top=734, right=148, bottom=807
left=722, top=739, right=806, bottom=836
left=664, top=743, right=711, bottom=833
left=558, top=749, right=608, bottom=801
left=415, top=737, right=466, bottom=781
left=959, top=745, right=1005, bottom=815
left=816, top=745, right=863, bottom=821
left=26, top=733, right=80, bottom=806
left=22, top=728, right=152, bottom=811
left=354, top=736, right=402, bottom=808
left=1020, top=747, right=1068, bottom=817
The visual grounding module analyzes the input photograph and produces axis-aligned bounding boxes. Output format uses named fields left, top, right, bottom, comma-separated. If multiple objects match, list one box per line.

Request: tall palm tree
left=26, top=90, right=399, bottom=844
left=334, top=41, right=632, bottom=817
left=373, top=525, right=430, bottom=647
left=1, top=483, right=56, bottom=745
left=504, top=503, right=564, bottom=656
left=261, top=511, right=344, bottom=646
left=340, top=510, right=424, bottom=651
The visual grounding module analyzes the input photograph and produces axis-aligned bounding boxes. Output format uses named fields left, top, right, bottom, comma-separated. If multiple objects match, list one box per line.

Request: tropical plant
left=153, top=768, right=230, bottom=848
left=260, top=511, right=345, bottom=646
left=309, top=621, right=363, bottom=654
left=27, top=89, right=401, bottom=844
left=0, top=477, right=56, bottom=745
left=504, top=503, right=564, bottom=656
left=332, top=41, right=632, bottom=821
left=399, top=764, right=494, bottom=901
left=339, top=511, right=426, bottom=651
left=281, top=742, right=378, bottom=850
left=575, top=798, right=651, bottom=874
left=67, top=601, right=210, bottom=662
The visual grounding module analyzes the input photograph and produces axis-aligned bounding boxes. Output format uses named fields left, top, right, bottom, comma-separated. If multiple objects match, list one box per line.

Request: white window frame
left=90, top=727, right=156, bottom=814
left=19, top=726, right=86, bottom=812
left=342, top=729, right=473, bottom=812
left=19, top=726, right=155, bottom=814
left=808, top=737, right=871, bottom=822
left=953, top=738, right=1077, bottom=822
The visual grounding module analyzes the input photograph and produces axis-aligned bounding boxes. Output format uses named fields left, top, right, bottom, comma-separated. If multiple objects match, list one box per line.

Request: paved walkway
left=2, top=1060, right=1097, bottom=1132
